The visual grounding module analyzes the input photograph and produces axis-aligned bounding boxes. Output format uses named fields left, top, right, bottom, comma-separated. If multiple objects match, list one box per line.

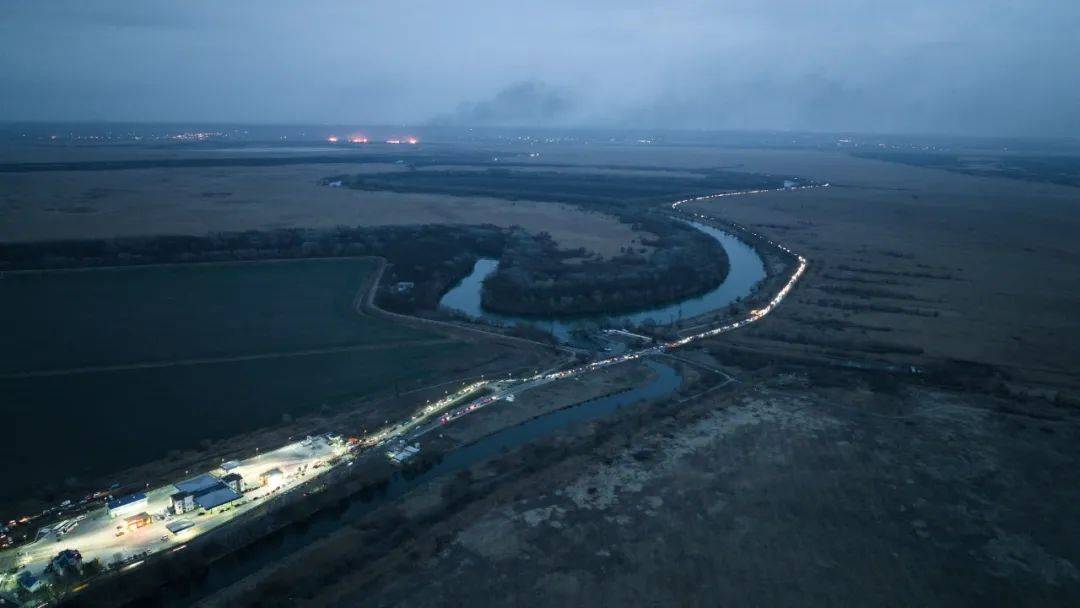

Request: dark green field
left=1, top=258, right=431, bottom=373
left=0, top=259, right=481, bottom=506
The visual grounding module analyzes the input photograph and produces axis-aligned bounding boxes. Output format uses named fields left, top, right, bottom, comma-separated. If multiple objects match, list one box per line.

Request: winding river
left=440, top=221, right=767, bottom=342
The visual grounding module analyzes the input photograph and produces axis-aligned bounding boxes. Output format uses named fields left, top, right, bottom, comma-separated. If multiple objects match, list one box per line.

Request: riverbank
left=440, top=221, right=767, bottom=343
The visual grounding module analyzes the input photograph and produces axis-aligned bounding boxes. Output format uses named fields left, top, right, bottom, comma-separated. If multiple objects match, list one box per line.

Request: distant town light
left=327, top=135, right=339, bottom=143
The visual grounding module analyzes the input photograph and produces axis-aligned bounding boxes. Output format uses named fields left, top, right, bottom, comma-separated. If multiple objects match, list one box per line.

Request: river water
left=439, top=222, right=766, bottom=342
left=152, top=361, right=682, bottom=606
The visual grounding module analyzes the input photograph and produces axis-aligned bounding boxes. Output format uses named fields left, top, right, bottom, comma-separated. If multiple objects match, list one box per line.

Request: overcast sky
left=2, top=0, right=1078, bottom=136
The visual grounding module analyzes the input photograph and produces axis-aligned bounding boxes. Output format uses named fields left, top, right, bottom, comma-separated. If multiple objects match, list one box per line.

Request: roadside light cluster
left=325, top=135, right=417, bottom=144
left=669, top=182, right=829, bottom=211
left=360, top=379, right=488, bottom=448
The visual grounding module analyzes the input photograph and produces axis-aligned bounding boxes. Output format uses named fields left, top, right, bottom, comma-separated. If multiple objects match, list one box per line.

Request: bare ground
left=673, top=150, right=1080, bottom=389
left=294, top=367, right=1080, bottom=608
left=0, top=163, right=649, bottom=257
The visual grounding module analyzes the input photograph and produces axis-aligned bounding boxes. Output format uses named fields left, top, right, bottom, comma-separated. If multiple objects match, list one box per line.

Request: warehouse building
left=171, top=473, right=243, bottom=515
left=107, top=492, right=148, bottom=518
left=194, top=486, right=242, bottom=514
left=173, top=473, right=223, bottom=495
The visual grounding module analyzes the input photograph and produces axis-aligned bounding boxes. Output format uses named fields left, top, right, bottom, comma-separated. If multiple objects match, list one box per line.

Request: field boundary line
left=0, top=255, right=382, bottom=276
left=0, top=339, right=457, bottom=378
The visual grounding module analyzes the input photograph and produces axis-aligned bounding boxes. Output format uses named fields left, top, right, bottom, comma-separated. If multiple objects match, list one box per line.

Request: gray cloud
left=1, top=0, right=1078, bottom=136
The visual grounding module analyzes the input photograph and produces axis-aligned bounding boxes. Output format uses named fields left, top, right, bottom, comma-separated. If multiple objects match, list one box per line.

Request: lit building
left=173, top=473, right=242, bottom=514
left=222, top=472, right=245, bottom=494
left=124, top=512, right=152, bottom=530
left=170, top=491, right=195, bottom=515
left=107, top=492, right=148, bottom=518
left=193, top=486, right=242, bottom=514
left=259, top=467, right=284, bottom=488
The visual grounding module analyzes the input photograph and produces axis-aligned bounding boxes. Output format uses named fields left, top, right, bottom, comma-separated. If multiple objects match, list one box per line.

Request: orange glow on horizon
left=327, top=135, right=339, bottom=143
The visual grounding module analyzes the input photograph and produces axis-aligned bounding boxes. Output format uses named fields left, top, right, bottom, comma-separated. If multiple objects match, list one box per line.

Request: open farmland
left=0, top=161, right=650, bottom=258
left=0, top=258, right=535, bottom=515
left=0, top=258, right=428, bottom=373
left=679, top=149, right=1080, bottom=388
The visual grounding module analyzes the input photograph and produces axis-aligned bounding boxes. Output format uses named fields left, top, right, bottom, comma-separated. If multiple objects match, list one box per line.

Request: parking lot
left=9, top=435, right=347, bottom=576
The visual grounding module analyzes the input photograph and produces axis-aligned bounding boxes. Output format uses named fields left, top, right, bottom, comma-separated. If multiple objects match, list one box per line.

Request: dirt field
left=248, top=364, right=1080, bottom=608
left=0, top=162, right=646, bottom=257
left=687, top=150, right=1080, bottom=388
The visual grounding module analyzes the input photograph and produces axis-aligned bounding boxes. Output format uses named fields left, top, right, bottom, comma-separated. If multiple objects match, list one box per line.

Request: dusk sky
left=2, top=0, right=1078, bottom=136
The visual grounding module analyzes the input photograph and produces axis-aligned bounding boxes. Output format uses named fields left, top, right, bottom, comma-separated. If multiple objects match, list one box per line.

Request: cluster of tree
left=482, top=214, right=729, bottom=316
left=330, top=165, right=791, bottom=209
left=0, top=224, right=505, bottom=274
left=378, top=252, right=483, bottom=313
